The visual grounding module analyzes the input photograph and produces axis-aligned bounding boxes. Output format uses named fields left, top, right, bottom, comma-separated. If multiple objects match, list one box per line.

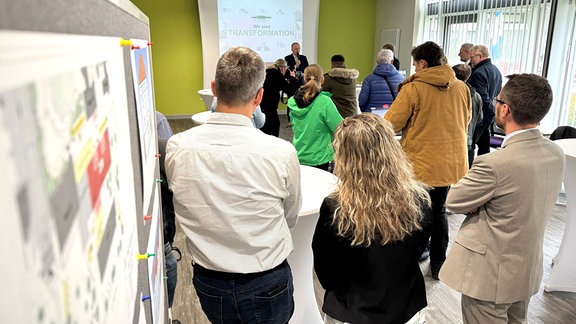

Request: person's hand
left=289, top=70, right=296, bottom=77
left=295, top=59, right=300, bottom=69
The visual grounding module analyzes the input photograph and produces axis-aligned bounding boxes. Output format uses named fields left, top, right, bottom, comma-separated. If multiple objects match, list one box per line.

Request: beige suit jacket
left=439, top=129, right=565, bottom=303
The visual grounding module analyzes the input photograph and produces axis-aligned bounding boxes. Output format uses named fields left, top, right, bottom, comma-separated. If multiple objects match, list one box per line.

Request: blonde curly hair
left=330, top=114, right=430, bottom=246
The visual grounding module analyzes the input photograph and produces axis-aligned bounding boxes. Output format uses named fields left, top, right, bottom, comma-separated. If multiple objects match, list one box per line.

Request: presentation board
left=0, top=0, right=167, bottom=323
left=0, top=30, right=139, bottom=324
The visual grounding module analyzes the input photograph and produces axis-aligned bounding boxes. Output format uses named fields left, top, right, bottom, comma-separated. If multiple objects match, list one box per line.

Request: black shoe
left=172, top=320, right=181, bottom=324
left=431, top=263, right=442, bottom=280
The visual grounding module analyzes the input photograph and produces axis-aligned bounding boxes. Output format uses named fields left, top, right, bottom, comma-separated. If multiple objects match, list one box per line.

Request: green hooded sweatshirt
left=288, top=90, right=343, bottom=166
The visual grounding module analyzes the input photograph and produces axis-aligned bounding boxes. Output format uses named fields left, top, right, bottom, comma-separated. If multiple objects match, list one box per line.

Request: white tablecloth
left=356, top=85, right=362, bottom=114
left=545, top=138, right=576, bottom=292
left=191, top=111, right=211, bottom=126
left=289, top=165, right=338, bottom=324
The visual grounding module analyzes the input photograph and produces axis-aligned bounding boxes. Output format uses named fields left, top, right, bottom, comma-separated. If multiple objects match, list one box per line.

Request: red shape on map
left=88, top=129, right=112, bottom=207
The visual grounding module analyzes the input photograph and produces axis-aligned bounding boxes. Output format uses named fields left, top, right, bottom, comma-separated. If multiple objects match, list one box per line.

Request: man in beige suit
left=439, top=74, right=565, bottom=323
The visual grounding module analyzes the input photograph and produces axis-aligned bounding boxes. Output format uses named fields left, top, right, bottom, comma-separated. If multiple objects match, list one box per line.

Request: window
left=418, top=0, right=576, bottom=132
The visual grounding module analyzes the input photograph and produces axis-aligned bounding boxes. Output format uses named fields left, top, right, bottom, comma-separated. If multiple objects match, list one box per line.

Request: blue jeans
left=165, top=242, right=178, bottom=308
left=192, top=260, right=294, bottom=324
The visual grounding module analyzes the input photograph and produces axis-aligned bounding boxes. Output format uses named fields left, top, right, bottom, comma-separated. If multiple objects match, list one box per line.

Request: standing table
left=197, top=89, right=214, bottom=110
left=288, top=165, right=338, bottom=324
left=191, top=111, right=211, bottom=126
left=545, top=138, right=576, bottom=292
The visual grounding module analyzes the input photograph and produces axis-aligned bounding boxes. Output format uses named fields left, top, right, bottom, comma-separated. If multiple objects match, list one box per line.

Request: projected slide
left=217, top=0, right=302, bottom=62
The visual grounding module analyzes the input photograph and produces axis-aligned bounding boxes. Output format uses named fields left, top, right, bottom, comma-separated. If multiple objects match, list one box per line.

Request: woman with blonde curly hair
left=312, top=113, right=432, bottom=324
left=287, top=64, right=343, bottom=171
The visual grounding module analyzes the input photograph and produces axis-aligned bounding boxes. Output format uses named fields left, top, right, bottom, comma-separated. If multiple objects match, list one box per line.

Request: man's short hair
left=377, top=49, right=394, bottom=65
left=411, top=41, right=445, bottom=68
left=470, top=45, right=489, bottom=58
left=331, top=54, right=345, bottom=68
left=331, top=54, right=345, bottom=63
left=215, top=46, right=265, bottom=107
left=500, top=74, right=553, bottom=125
left=291, top=42, right=300, bottom=49
left=382, top=43, right=396, bottom=53
left=452, top=64, right=472, bottom=82
left=461, top=43, right=474, bottom=51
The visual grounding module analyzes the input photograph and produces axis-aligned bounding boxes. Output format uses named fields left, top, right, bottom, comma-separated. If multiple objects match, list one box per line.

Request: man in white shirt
left=166, top=46, right=302, bottom=323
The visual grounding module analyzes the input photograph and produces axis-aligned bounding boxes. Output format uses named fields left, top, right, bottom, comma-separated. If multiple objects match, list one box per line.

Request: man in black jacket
left=284, top=42, right=309, bottom=124
left=284, top=42, right=309, bottom=84
left=382, top=43, right=400, bottom=70
left=469, top=45, right=503, bottom=156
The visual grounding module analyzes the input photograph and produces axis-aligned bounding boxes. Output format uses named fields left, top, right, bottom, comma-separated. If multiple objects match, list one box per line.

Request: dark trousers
left=476, top=123, right=492, bottom=156
left=468, top=148, right=475, bottom=169
left=164, top=242, right=178, bottom=308
left=312, top=162, right=331, bottom=172
left=193, top=260, right=294, bottom=323
left=429, top=186, right=450, bottom=272
left=261, top=109, right=280, bottom=137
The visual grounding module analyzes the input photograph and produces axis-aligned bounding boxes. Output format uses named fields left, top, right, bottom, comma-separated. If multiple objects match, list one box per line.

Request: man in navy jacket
left=285, top=42, right=309, bottom=84
left=469, top=45, right=503, bottom=156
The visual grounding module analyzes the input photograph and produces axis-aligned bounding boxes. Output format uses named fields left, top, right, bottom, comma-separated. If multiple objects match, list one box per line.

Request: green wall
left=132, top=0, right=377, bottom=116
left=318, top=0, right=376, bottom=82
left=132, top=0, right=203, bottom=115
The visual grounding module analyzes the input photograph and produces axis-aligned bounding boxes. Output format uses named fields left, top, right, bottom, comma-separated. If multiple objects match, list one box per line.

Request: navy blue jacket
left=469, top=59, right=502, bottom=126
left=284, top=53, right=309, bottom=73
left=359, top=64, right=405, bottom=112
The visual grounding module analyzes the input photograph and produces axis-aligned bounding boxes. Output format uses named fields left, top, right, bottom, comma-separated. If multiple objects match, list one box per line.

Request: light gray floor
left=167, top=116, right=576, bottom=324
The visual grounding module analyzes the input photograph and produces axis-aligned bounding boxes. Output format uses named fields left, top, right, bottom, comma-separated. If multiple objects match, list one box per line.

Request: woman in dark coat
left=312, top=114, right=432, bottom=324
left=260, top=59, right=297, bottom=136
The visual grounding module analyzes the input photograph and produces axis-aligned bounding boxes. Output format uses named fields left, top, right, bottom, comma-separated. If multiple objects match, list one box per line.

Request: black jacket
left=312, top=196, right=432, bottom=324
left=261, top=67, right=297, bottom=112
left=158, top=139, right=175, bottom=244
left=284, top=53, right=309, bottom=73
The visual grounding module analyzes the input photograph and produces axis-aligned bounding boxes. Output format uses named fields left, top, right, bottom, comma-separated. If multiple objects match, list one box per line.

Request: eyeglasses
left=470, top=54, right=482, bottom=59
left=493, top=98, right=513, bottom=113
left=493, top=98, right=506, bottom=106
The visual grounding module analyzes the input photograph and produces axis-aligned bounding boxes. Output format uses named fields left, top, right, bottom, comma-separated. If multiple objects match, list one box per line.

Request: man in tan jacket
left=385, top=41, right=471, bottom=279
left=440, top=74, right=565, bottom=323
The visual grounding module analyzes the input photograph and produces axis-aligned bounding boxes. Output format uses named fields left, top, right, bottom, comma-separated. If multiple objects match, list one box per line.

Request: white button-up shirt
left=166, top=112, right=302, bottom=273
